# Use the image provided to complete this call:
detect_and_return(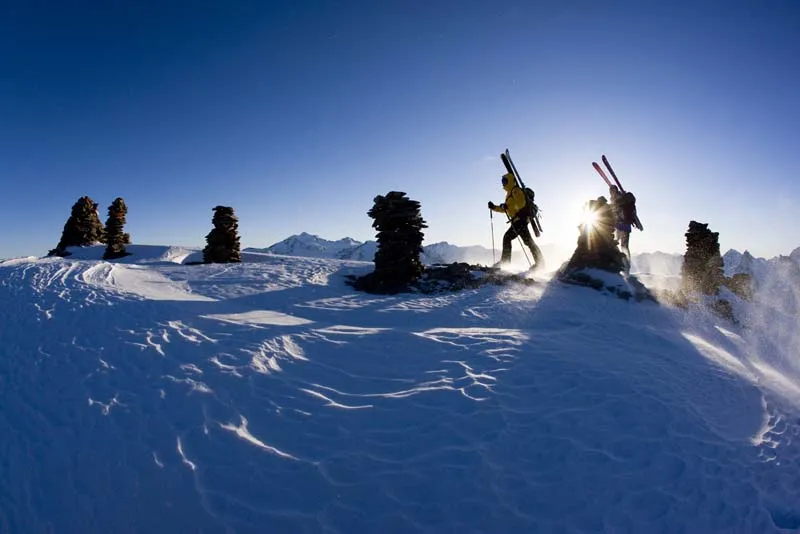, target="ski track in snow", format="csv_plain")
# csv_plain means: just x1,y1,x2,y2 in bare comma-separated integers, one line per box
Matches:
1,247,800,533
